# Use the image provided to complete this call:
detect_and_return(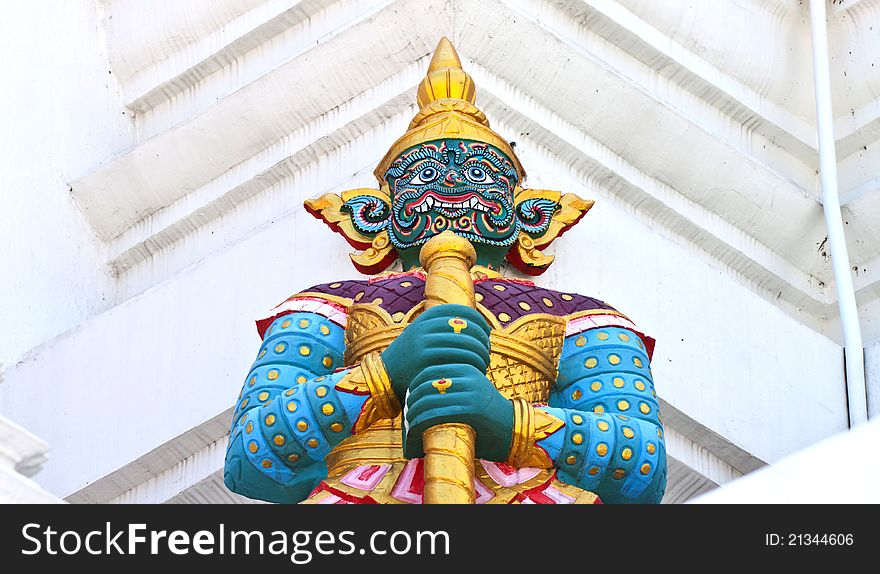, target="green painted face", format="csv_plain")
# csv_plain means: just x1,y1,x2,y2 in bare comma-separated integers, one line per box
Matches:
339,139,560,271
383,139,520,268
